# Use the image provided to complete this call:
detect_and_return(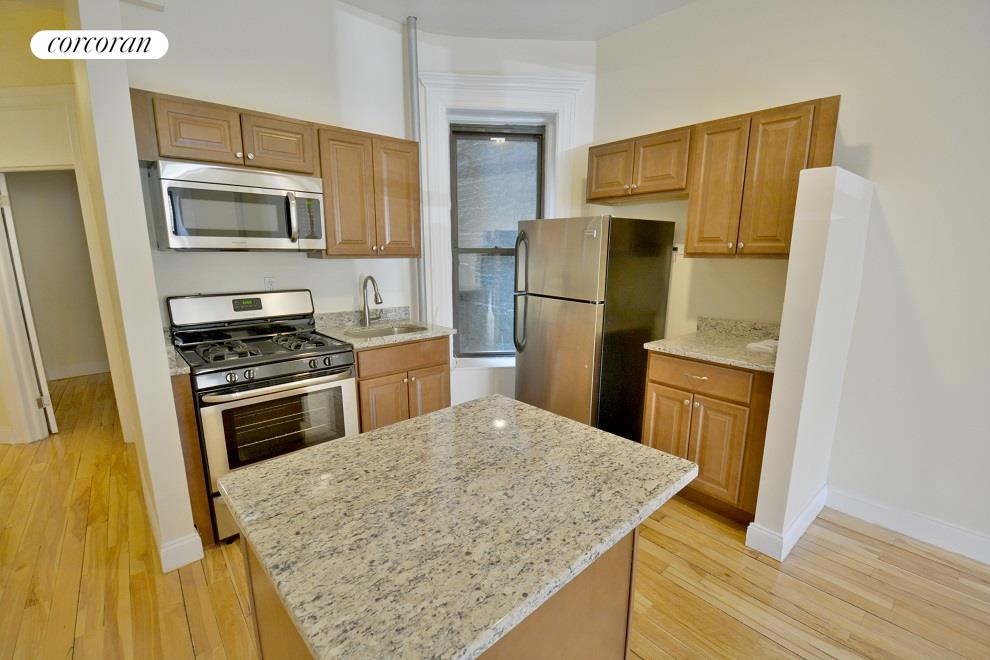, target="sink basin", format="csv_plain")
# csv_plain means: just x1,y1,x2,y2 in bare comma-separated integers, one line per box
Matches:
342,324,428,339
